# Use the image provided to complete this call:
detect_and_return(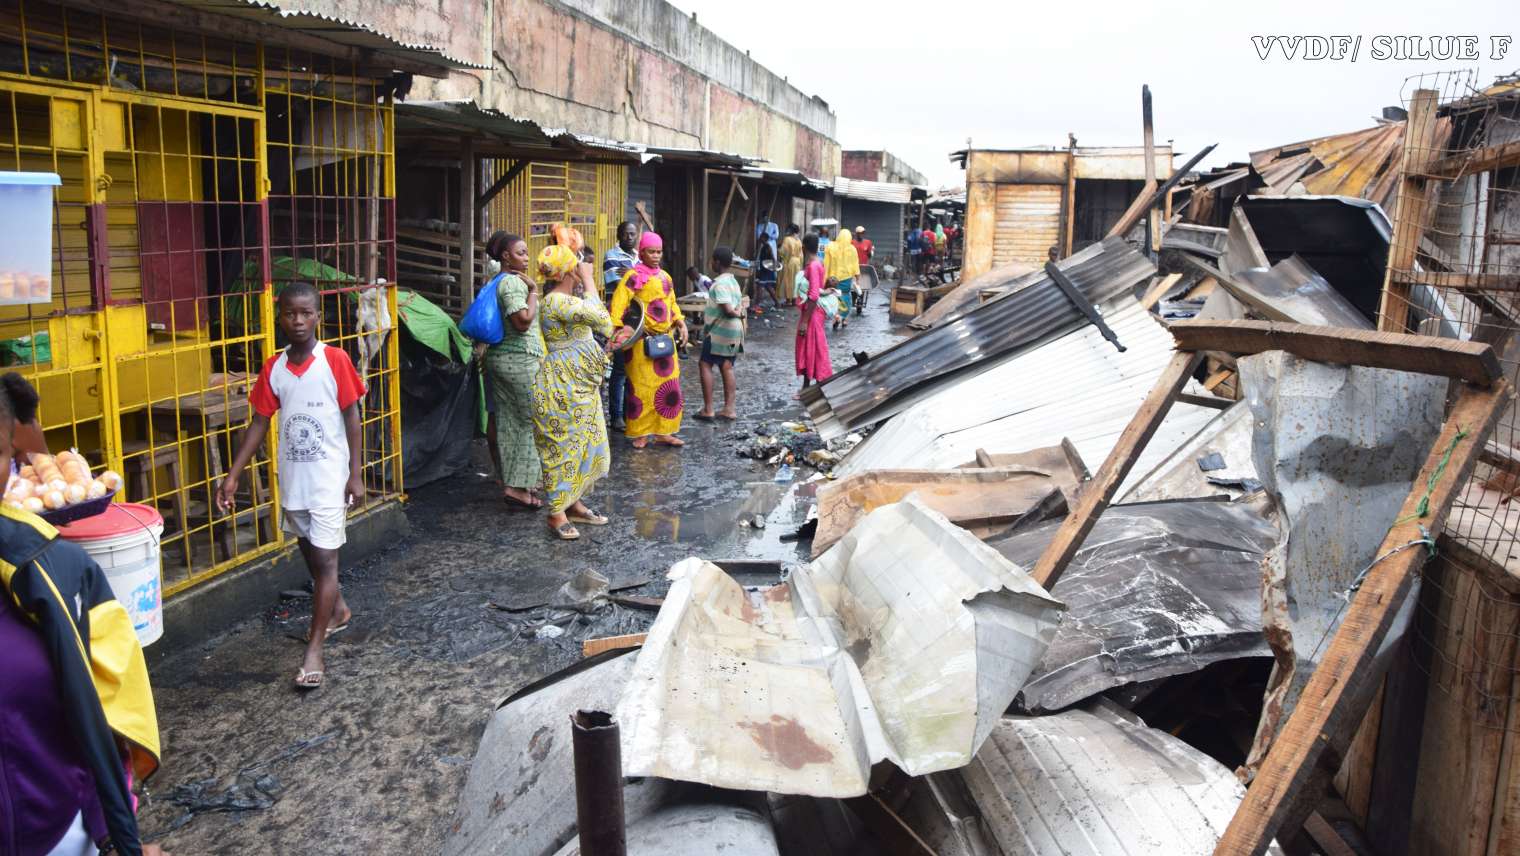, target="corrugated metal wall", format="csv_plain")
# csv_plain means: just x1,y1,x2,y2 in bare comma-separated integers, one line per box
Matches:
626,164,657,229
993,184,1063,265
841,199,904,265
